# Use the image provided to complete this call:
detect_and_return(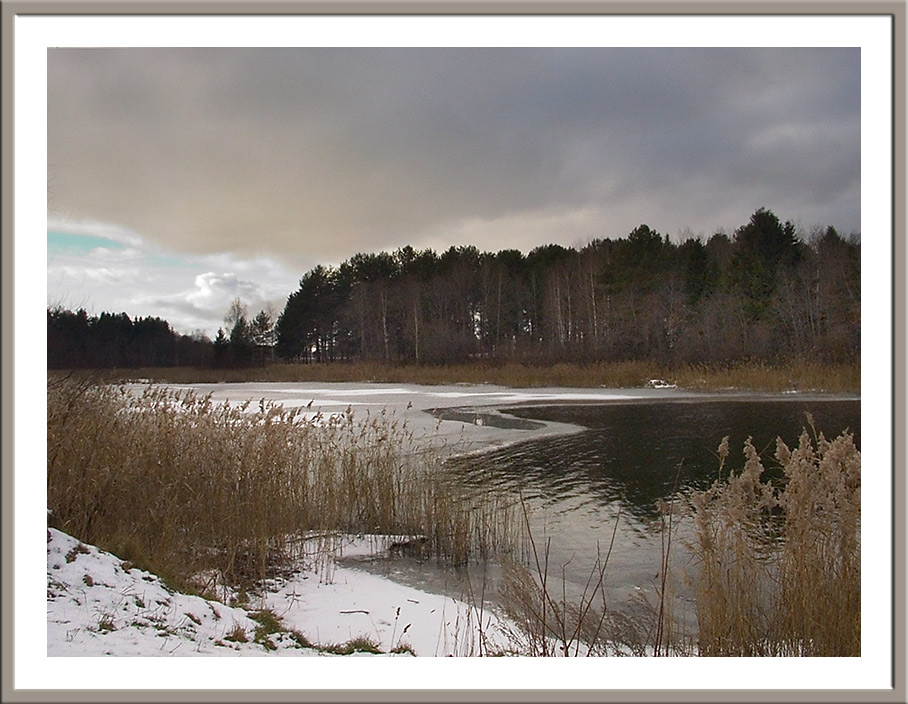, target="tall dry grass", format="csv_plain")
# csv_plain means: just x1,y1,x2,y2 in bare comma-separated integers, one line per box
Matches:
688,420,860,656
670,359,860,394
495,418,861,658
109,361,659,388
109,359,859,393
47,375,523,595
